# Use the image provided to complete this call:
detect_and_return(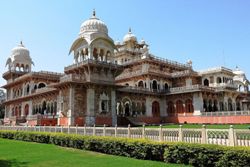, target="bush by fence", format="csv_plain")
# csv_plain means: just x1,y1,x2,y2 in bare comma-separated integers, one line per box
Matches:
0,130,249,167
